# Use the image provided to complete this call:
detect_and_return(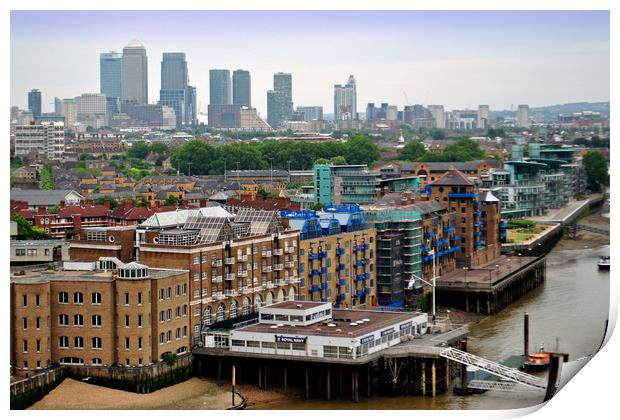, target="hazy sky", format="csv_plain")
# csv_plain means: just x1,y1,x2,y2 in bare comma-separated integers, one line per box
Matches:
10,10,609,115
